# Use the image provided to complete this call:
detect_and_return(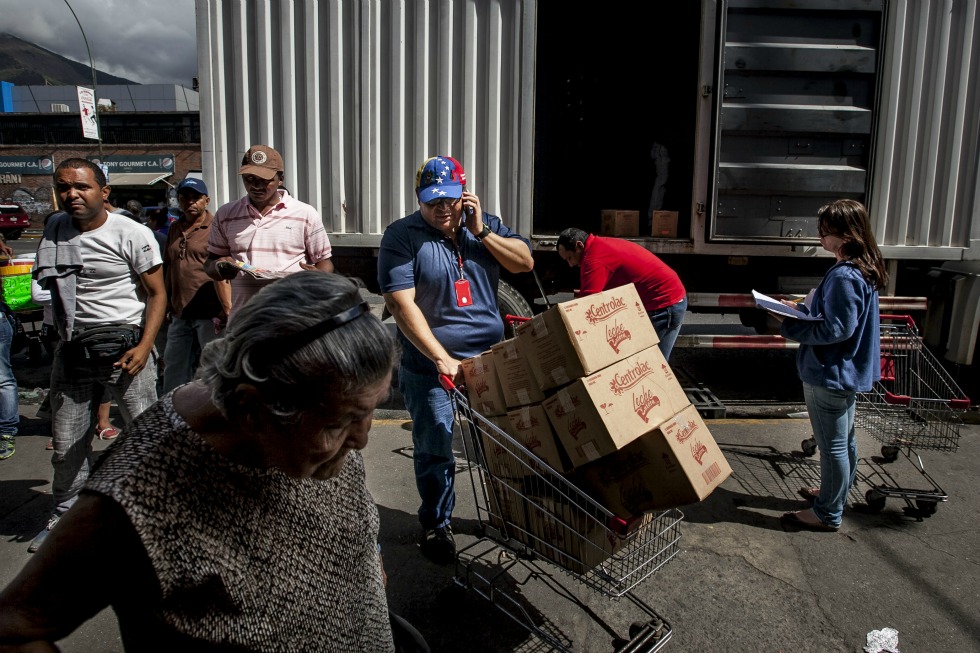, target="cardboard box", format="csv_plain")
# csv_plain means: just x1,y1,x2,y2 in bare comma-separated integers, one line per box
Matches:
523,496,646,574
461,350,507,417
542,344,690,469
572,403,733,517
485,477,531,545
477,415,530,481
506,404,572,474
514,283,659,393
651,210,678,238
491,337,545,408
600,209,640,237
